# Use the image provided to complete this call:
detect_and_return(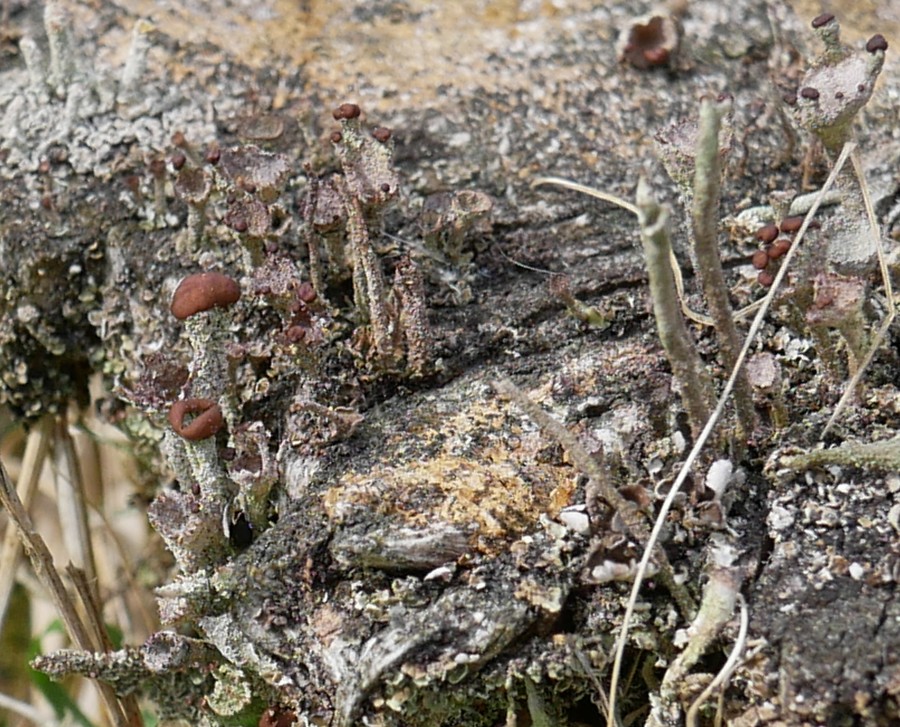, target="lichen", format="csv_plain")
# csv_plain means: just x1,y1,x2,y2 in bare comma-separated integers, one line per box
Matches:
9,2,900,726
